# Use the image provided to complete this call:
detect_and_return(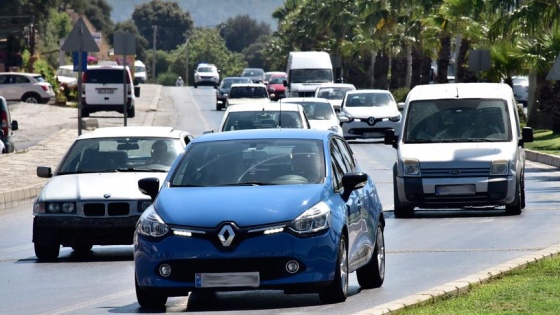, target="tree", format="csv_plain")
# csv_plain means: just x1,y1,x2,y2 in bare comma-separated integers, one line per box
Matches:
111,20,150,62
223,14,272,53
132,0,194,52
